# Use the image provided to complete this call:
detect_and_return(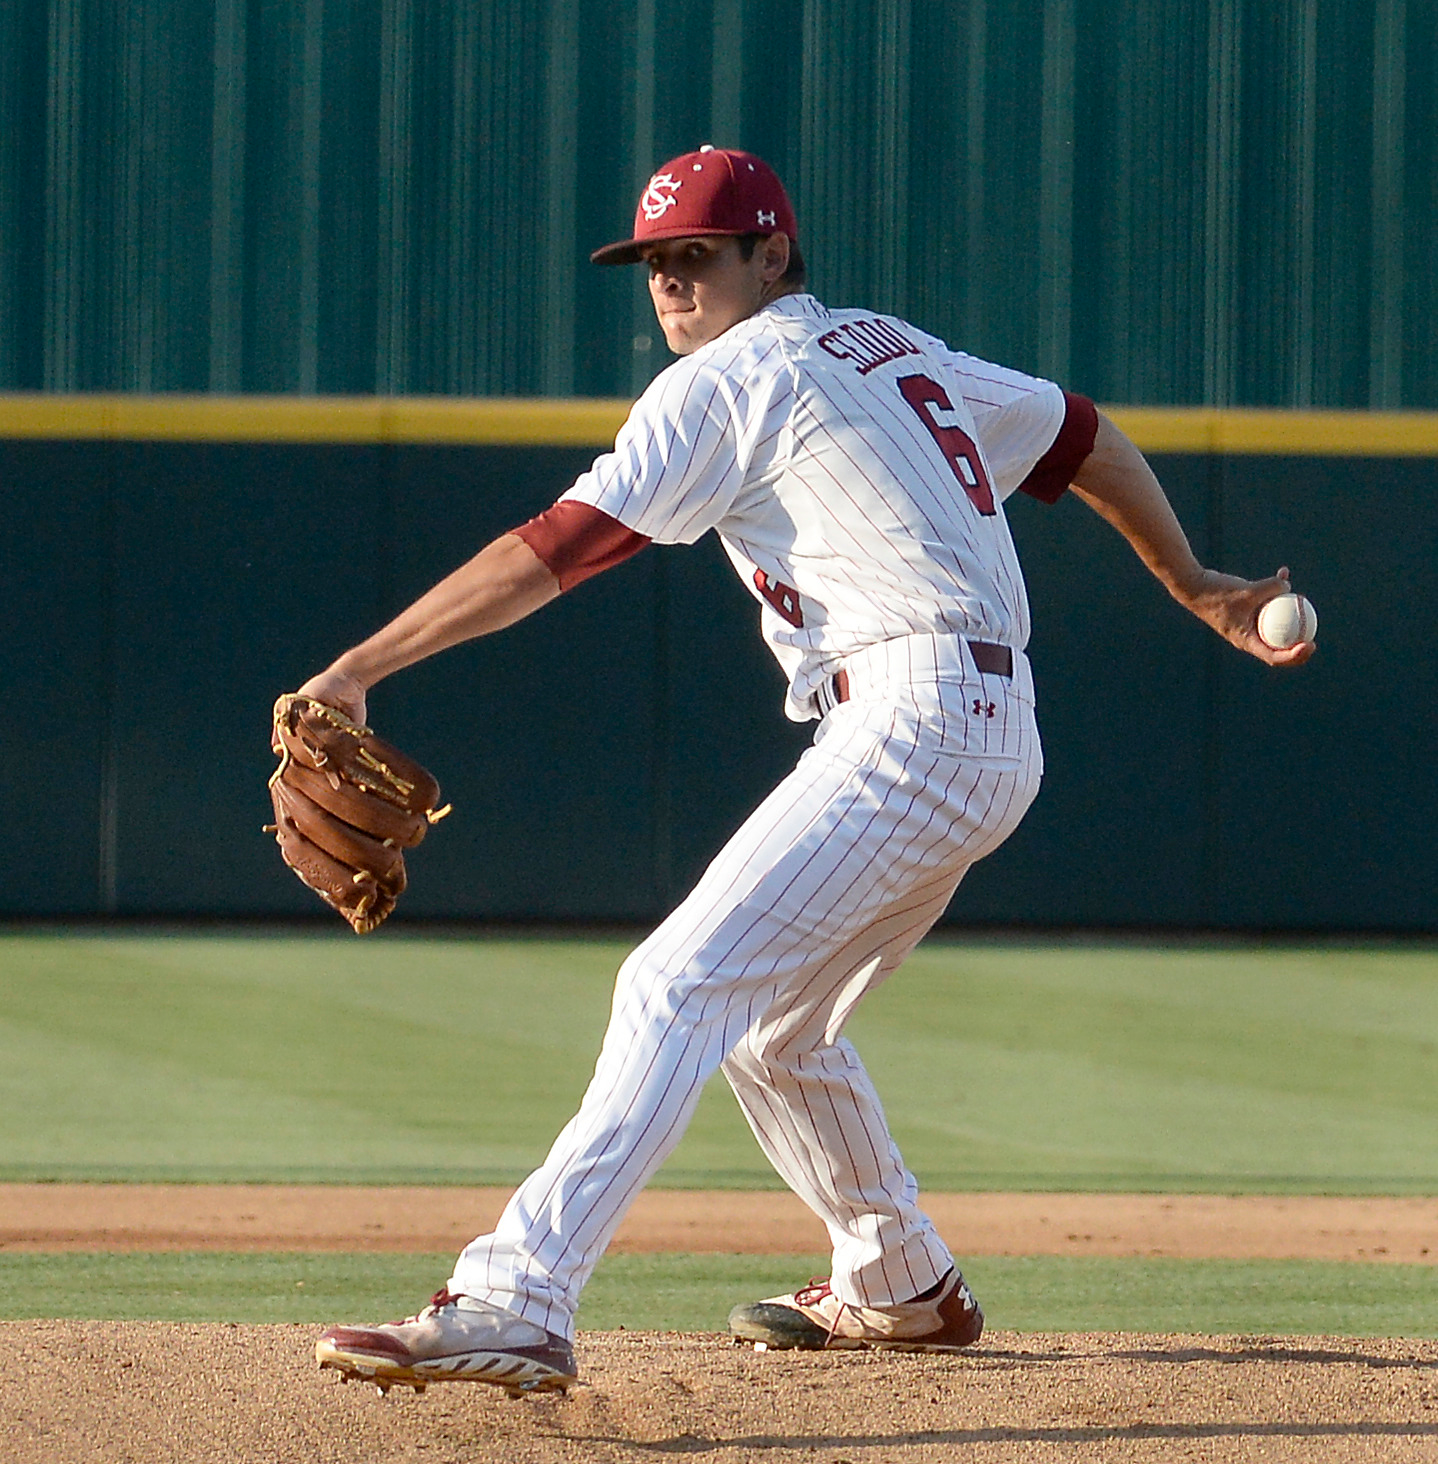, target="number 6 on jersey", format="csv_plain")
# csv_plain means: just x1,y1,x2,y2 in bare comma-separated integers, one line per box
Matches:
898,374,997,516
